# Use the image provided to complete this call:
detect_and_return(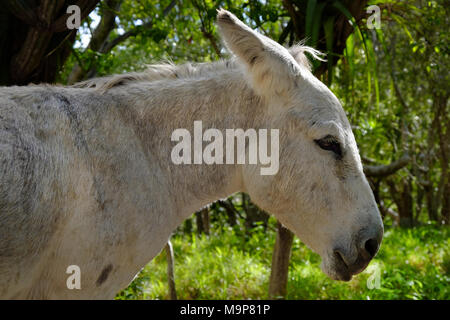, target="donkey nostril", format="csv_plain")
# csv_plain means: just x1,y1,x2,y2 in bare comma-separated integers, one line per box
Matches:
364,238,379,258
